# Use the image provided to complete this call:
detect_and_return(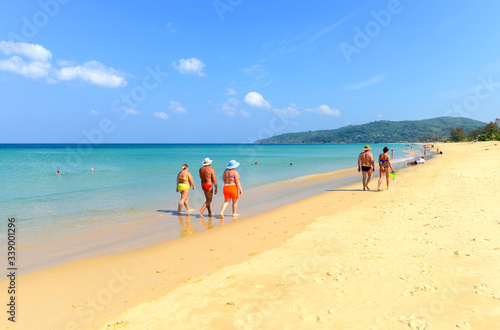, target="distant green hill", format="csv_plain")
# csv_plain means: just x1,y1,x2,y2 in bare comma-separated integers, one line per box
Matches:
255,117,486,144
